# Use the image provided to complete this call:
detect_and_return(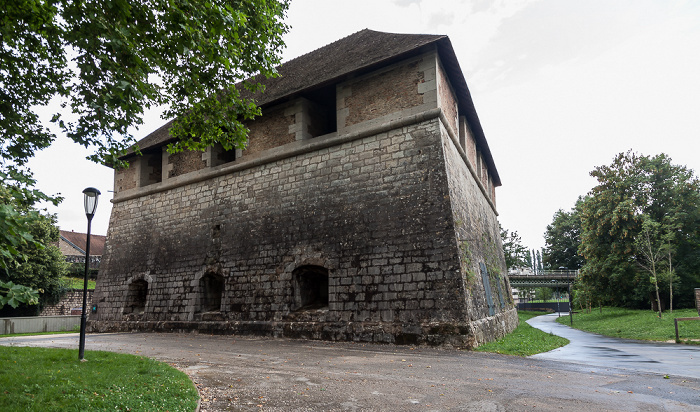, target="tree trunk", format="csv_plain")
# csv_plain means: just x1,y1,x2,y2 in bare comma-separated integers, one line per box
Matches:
654,279,663,318
648,249,663,318
669,248,673,314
